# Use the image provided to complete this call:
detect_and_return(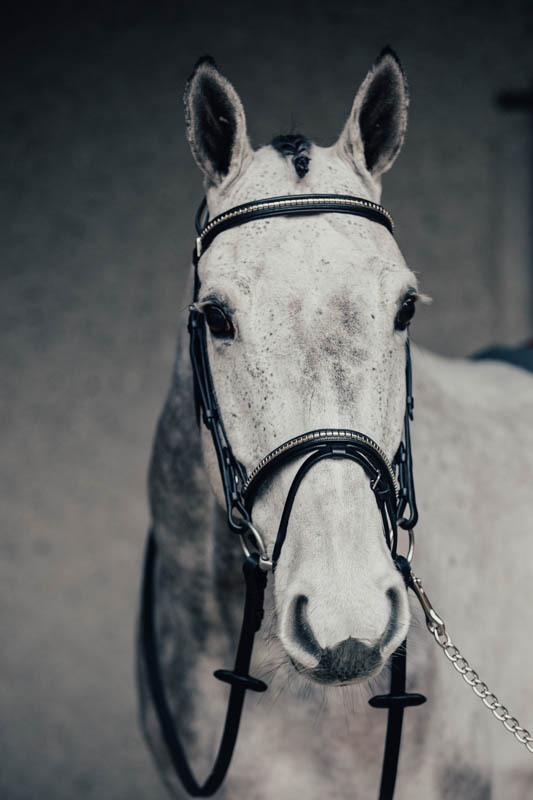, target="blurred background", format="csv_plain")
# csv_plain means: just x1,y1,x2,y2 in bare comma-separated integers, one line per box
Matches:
1,1,532,798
